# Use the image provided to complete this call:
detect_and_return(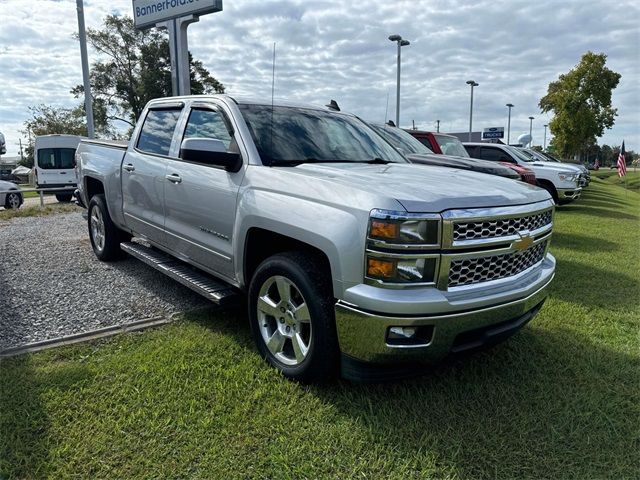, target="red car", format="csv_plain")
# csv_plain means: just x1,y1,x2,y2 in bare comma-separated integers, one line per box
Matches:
406,129,536,185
